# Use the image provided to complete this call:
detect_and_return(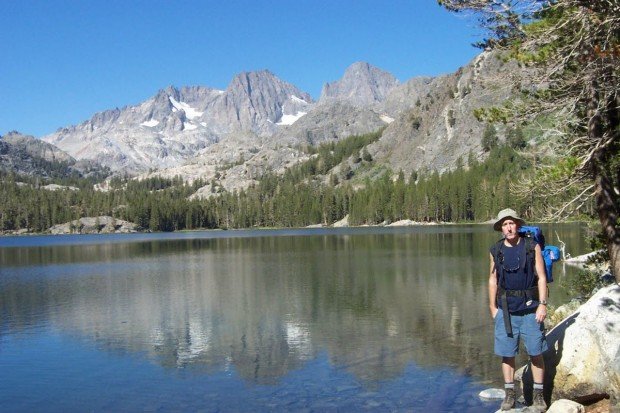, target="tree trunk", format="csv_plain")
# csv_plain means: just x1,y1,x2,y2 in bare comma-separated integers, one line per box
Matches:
594,173,620,282
588,79,620,282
